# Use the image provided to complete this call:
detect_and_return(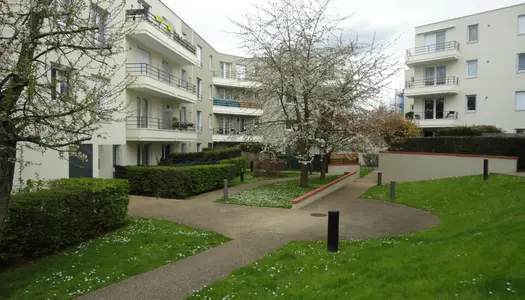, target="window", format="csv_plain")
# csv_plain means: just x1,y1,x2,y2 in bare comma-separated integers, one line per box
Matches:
196,78,202,100
518,54,525,72
161,144,171,160
285,122,292,130
468,24,478,42
196,46,202,67
218,88,232,99
466,95,476,112
90,76,110,114
515,129,525,134
209,85,212,100
208,143,213,149
179,106,186,122
209,55,213,70
424,31,446,52
516,91,525,111
208,114,212,129
197,143,202,152
519,15,525,34
112,145,121,166
181,69,187,89
236,64,246,80
220,62,232,79
467,60,478,77
137,144,150,166
196,111,202,131
51,67,69,100
181,143,187,153
54,0,73,25
91,4,107,45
